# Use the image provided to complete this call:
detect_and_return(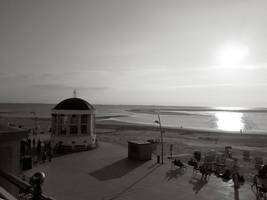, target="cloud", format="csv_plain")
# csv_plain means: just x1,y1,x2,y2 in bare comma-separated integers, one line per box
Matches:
167,82,267,89
31,83,110,91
